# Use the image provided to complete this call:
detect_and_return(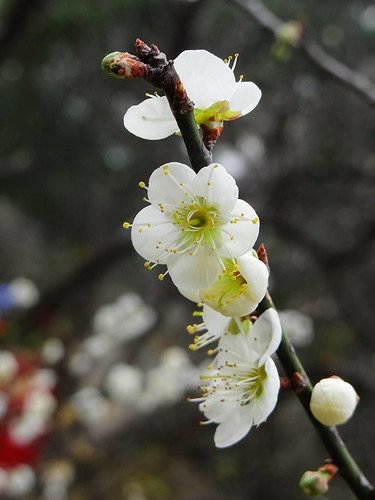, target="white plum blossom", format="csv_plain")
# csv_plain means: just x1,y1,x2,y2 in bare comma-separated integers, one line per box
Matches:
310,376,359,426
193,309,281,448
181,250,268,316
125,162,260,291
124,49,262,140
